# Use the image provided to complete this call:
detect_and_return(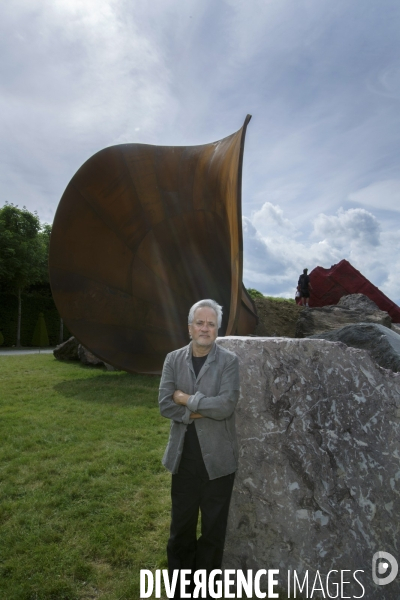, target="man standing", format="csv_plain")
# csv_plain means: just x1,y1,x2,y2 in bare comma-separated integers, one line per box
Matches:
298,268,313,307
159,299,240,597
